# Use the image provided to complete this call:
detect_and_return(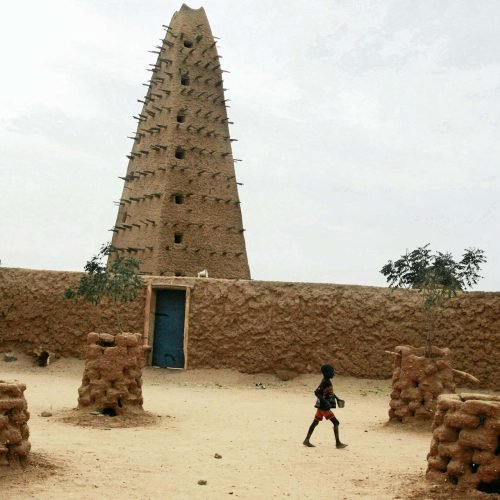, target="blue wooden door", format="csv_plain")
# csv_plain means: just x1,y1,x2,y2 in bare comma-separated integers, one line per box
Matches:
152,289,186,368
